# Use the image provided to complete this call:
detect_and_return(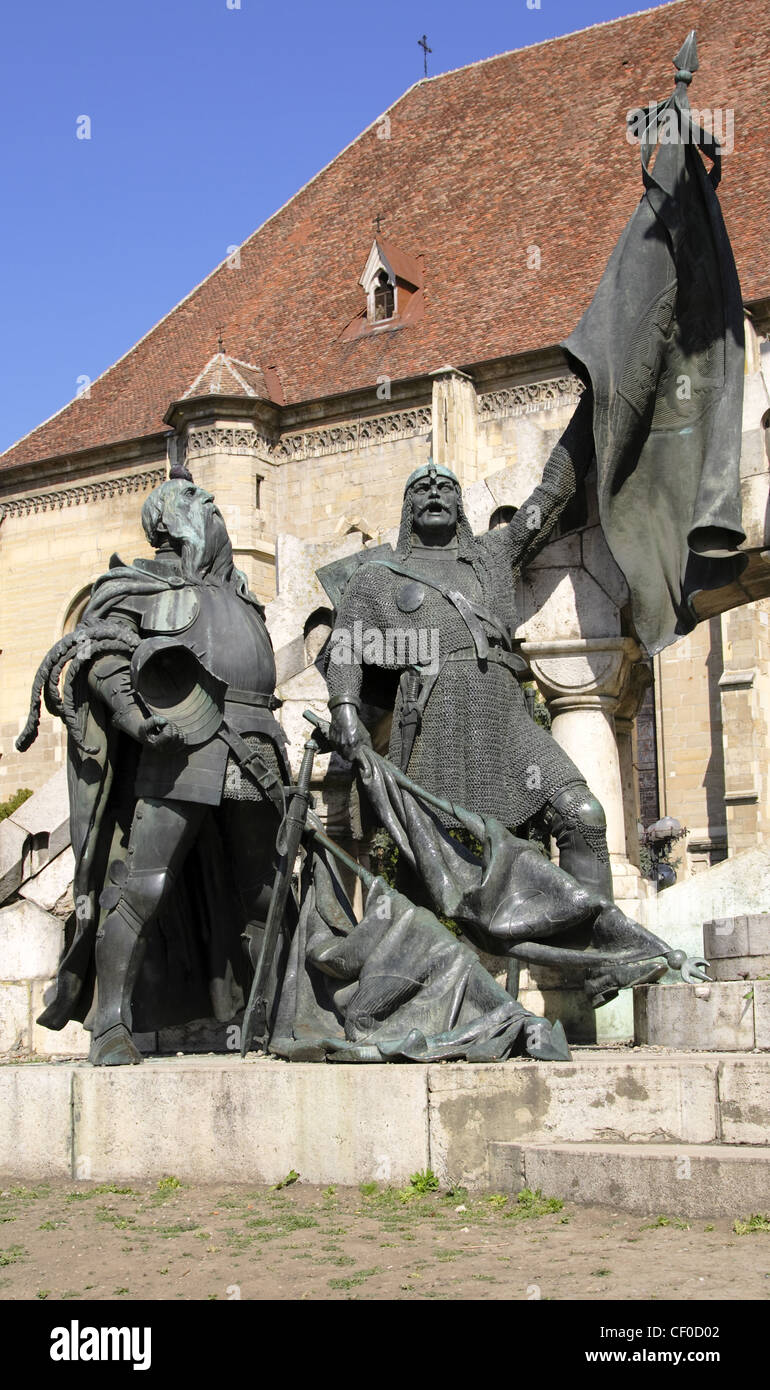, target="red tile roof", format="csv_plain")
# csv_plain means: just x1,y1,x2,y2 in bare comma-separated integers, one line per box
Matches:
2,0,767,474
